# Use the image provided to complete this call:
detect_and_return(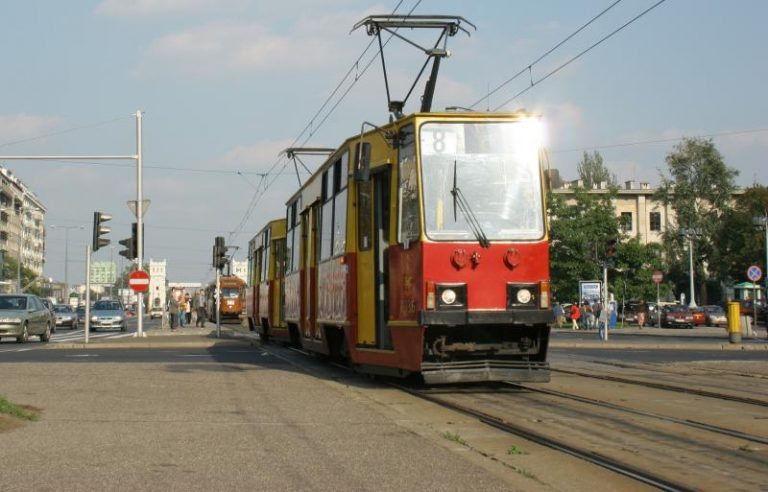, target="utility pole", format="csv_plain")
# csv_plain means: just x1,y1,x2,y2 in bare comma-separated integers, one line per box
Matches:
680,228,702,308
